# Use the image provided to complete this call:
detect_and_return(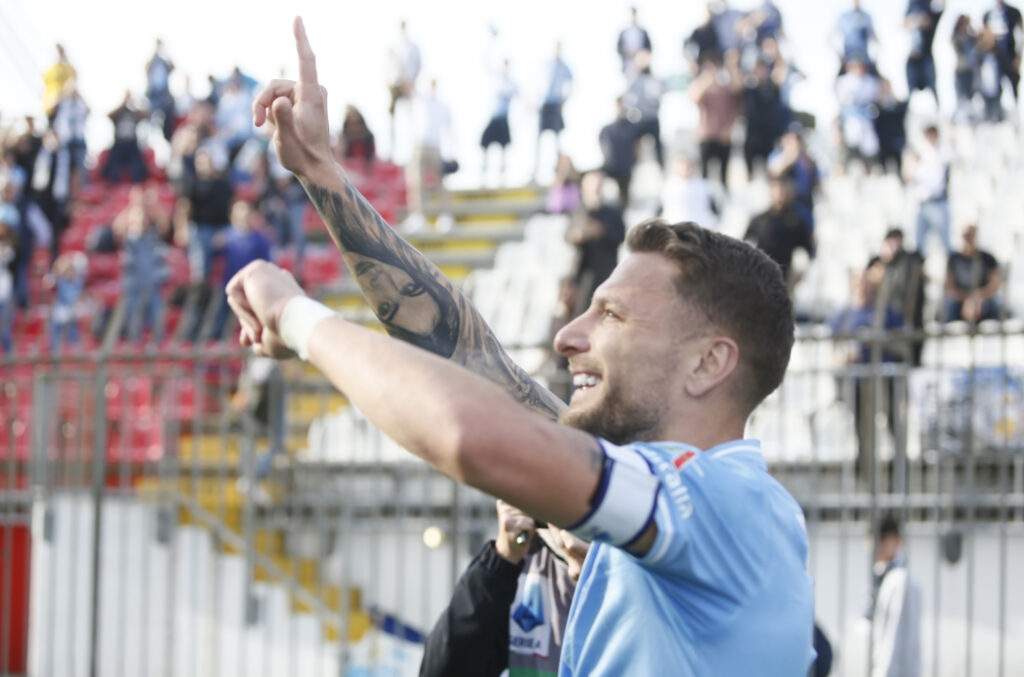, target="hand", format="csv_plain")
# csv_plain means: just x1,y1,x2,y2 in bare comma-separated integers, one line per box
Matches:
494,499,535,564
225,260,305,358
550,527,590,581
252,17,334,180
